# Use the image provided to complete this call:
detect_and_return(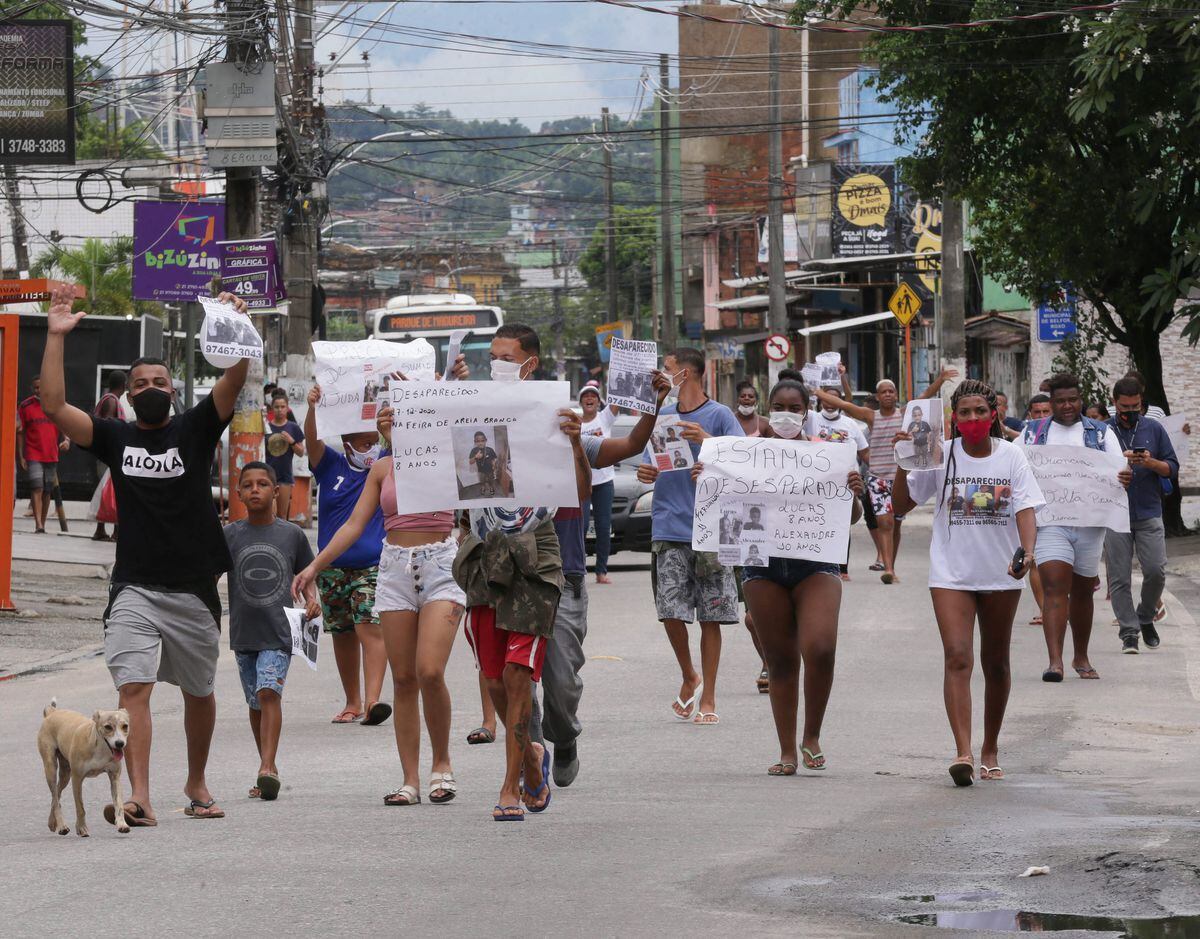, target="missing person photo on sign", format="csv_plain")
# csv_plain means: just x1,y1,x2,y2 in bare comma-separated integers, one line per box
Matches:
894,399,945,471
285,607,321,671
199,295,263,368
606,337,659,414
312,338,436,438
360,365,383,421
453,425,514,501
647,414,694,472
